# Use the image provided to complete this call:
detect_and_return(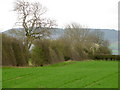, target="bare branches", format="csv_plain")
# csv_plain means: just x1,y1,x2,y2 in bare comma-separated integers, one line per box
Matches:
64,23,90,43
14,0,57,49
